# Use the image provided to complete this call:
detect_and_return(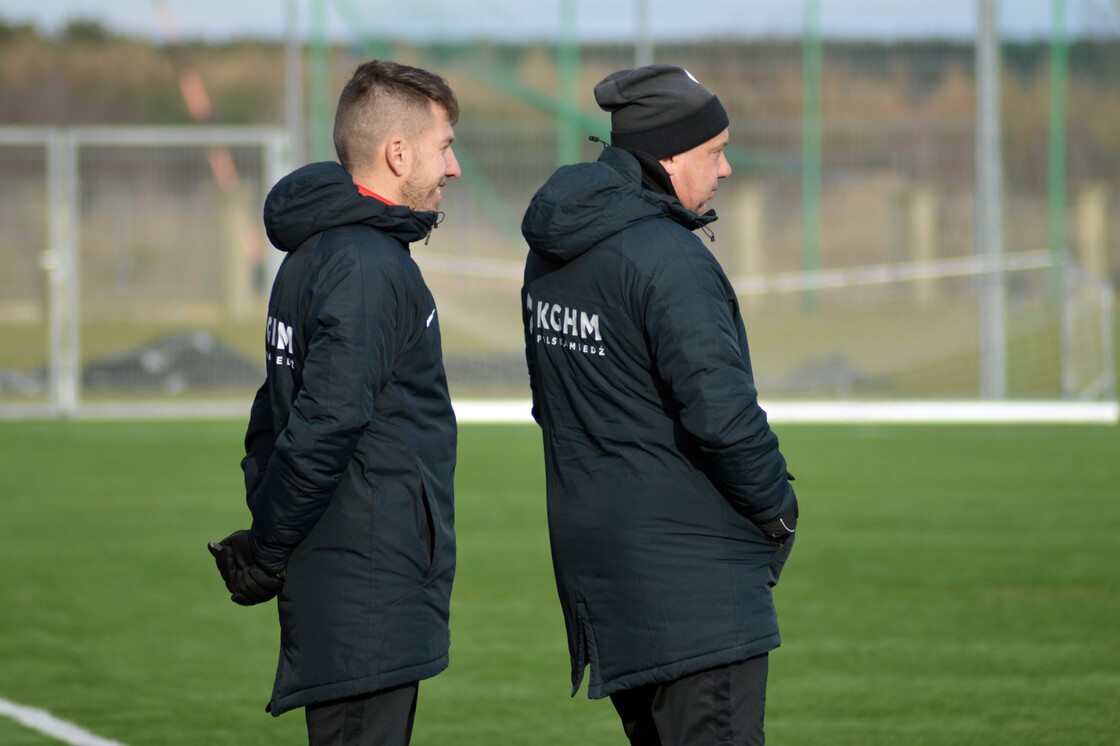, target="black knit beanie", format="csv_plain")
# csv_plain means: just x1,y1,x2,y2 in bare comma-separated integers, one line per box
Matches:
594,64,729,160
